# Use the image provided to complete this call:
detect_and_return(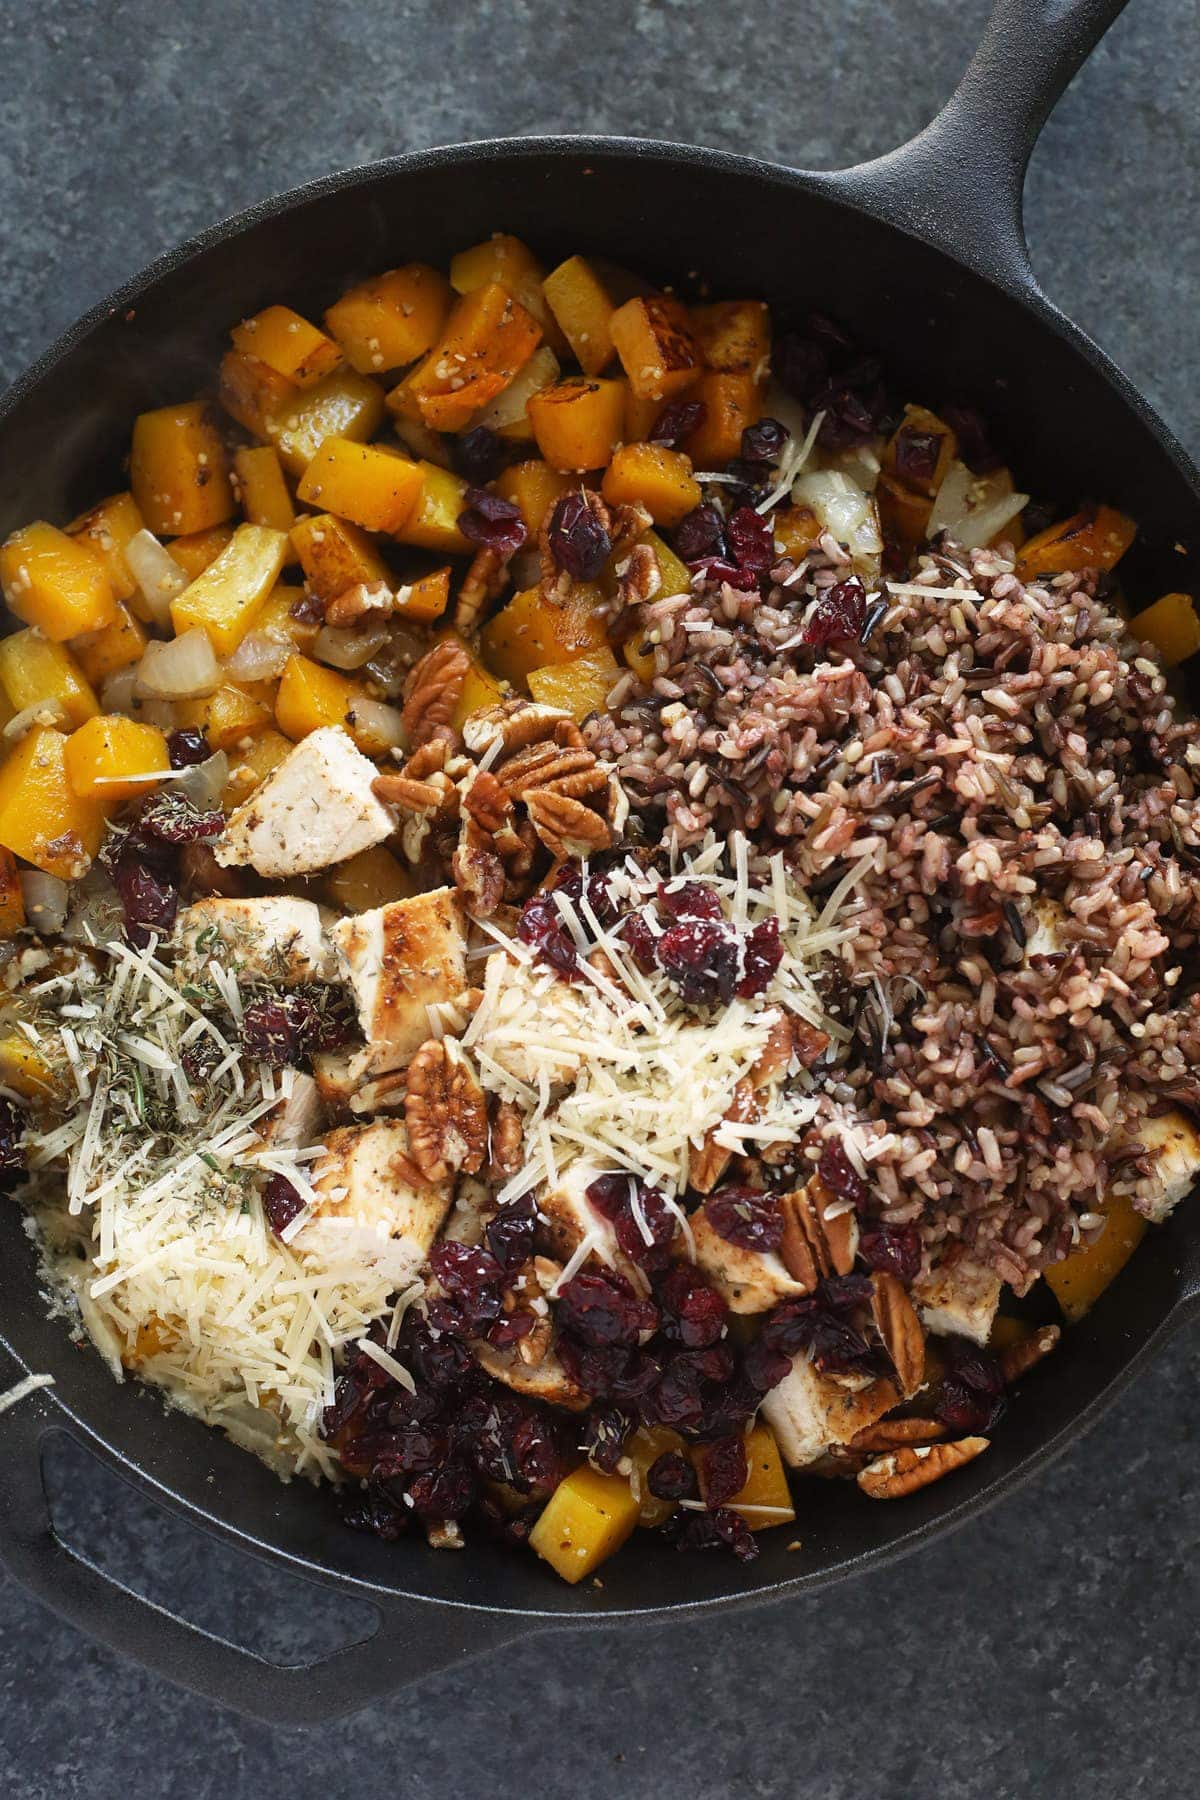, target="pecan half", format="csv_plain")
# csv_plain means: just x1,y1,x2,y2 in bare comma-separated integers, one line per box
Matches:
454,546,510,634
404,1038,488,1181
462,699,577,758
402,739,450,782
489,1098,524,1181
525,788,611,858
856,1436,989,1500
452,828,506,917
849,1417,949,1452
750,1015,796,1090
462,767,513,835
373,772,444,814
870,1271,926,1398
402,640,469,747
778,1182,858,1287
612,541,661,609
324,580,394,627
999,1322,1060,1383
496,741,599,798
691,1079,758,1195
